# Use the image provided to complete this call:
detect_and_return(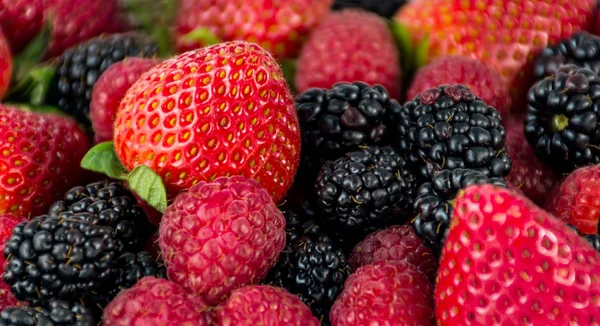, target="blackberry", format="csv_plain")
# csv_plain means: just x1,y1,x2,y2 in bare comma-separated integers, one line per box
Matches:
47,181,154,251
315,146,417,245
534,32,600,80
3,216,122,304
103,251,167,299
332,0,407,18
392,84,511,179
50,32,158,126
0,300,93,326
412,169,507,251
525,64,600,172
295,82,403,178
